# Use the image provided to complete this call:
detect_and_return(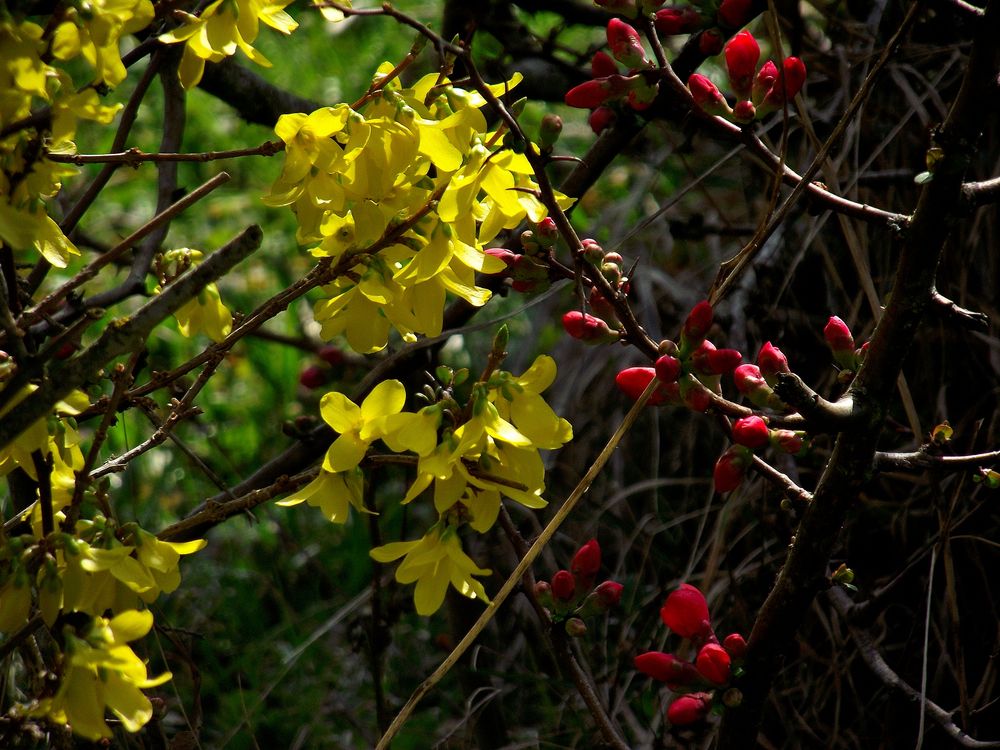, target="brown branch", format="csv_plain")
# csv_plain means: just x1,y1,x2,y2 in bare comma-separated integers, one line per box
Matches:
47,141,284,166
874,447,1000,472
